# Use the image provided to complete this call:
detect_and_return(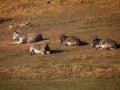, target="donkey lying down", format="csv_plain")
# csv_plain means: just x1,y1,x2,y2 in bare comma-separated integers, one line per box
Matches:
9,30,43,45
29,42,50,55
9,22,32,29
91,36,117,50
59,34,81,46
